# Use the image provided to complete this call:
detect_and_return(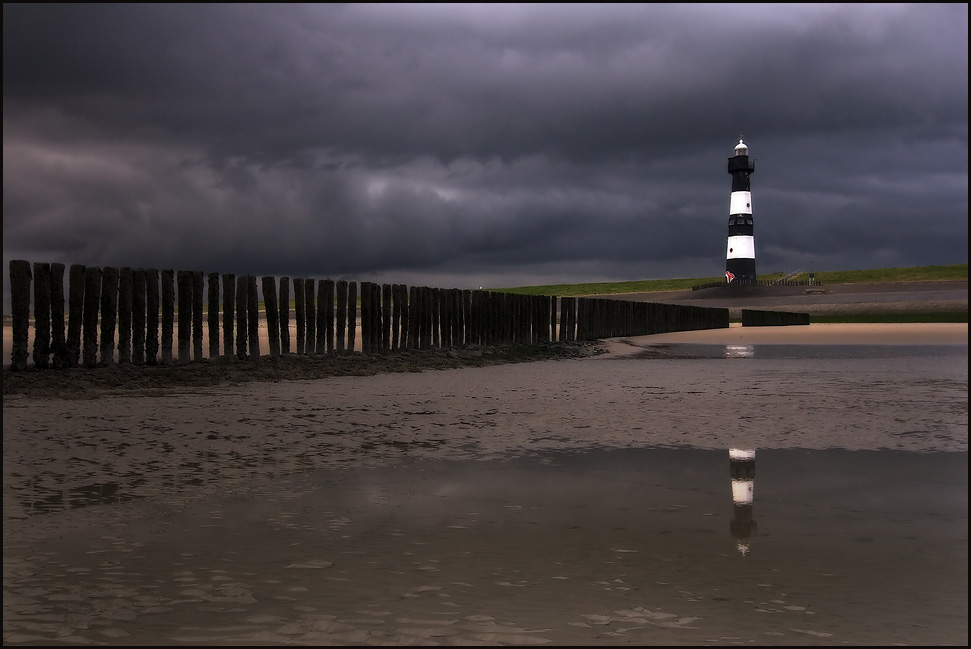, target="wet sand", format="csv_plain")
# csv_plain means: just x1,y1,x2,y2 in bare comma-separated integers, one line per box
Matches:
3,324,968,645
607,320,969,349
